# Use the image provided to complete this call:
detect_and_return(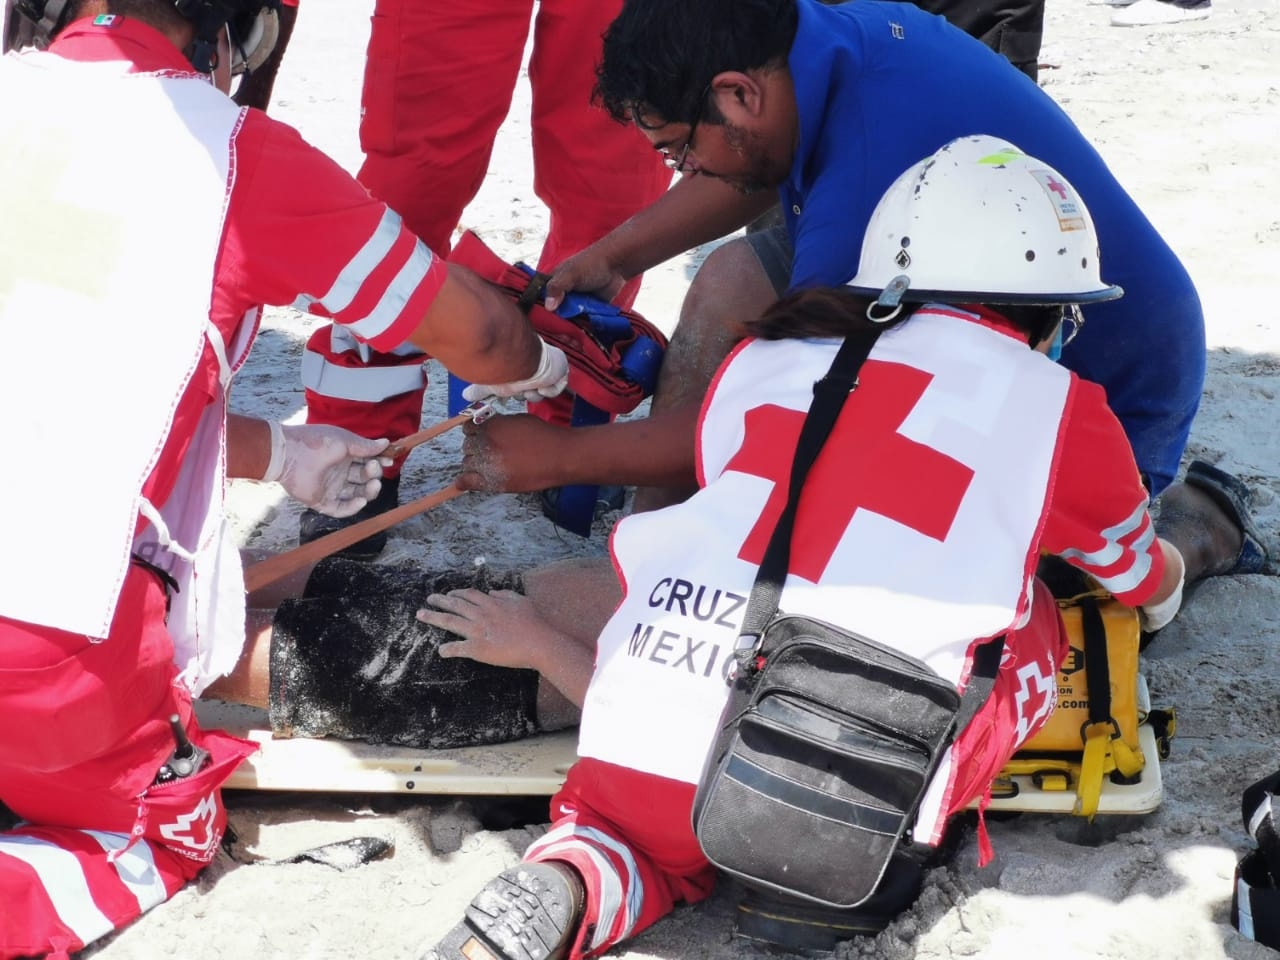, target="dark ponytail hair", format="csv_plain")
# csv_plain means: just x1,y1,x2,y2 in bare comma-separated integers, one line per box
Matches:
739,287,907,341
741,287,1064,348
